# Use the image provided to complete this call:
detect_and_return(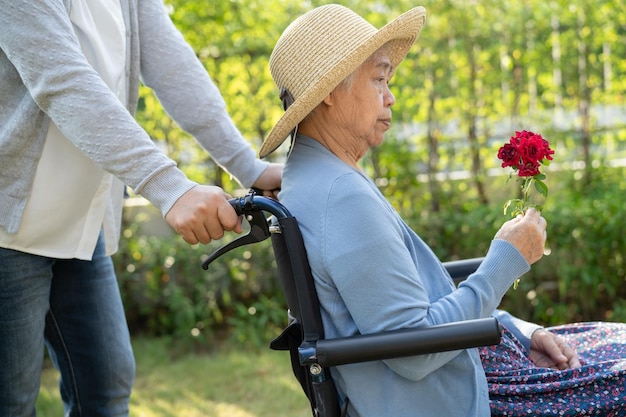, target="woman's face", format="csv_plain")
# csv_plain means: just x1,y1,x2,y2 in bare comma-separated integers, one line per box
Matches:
330,48,396,153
